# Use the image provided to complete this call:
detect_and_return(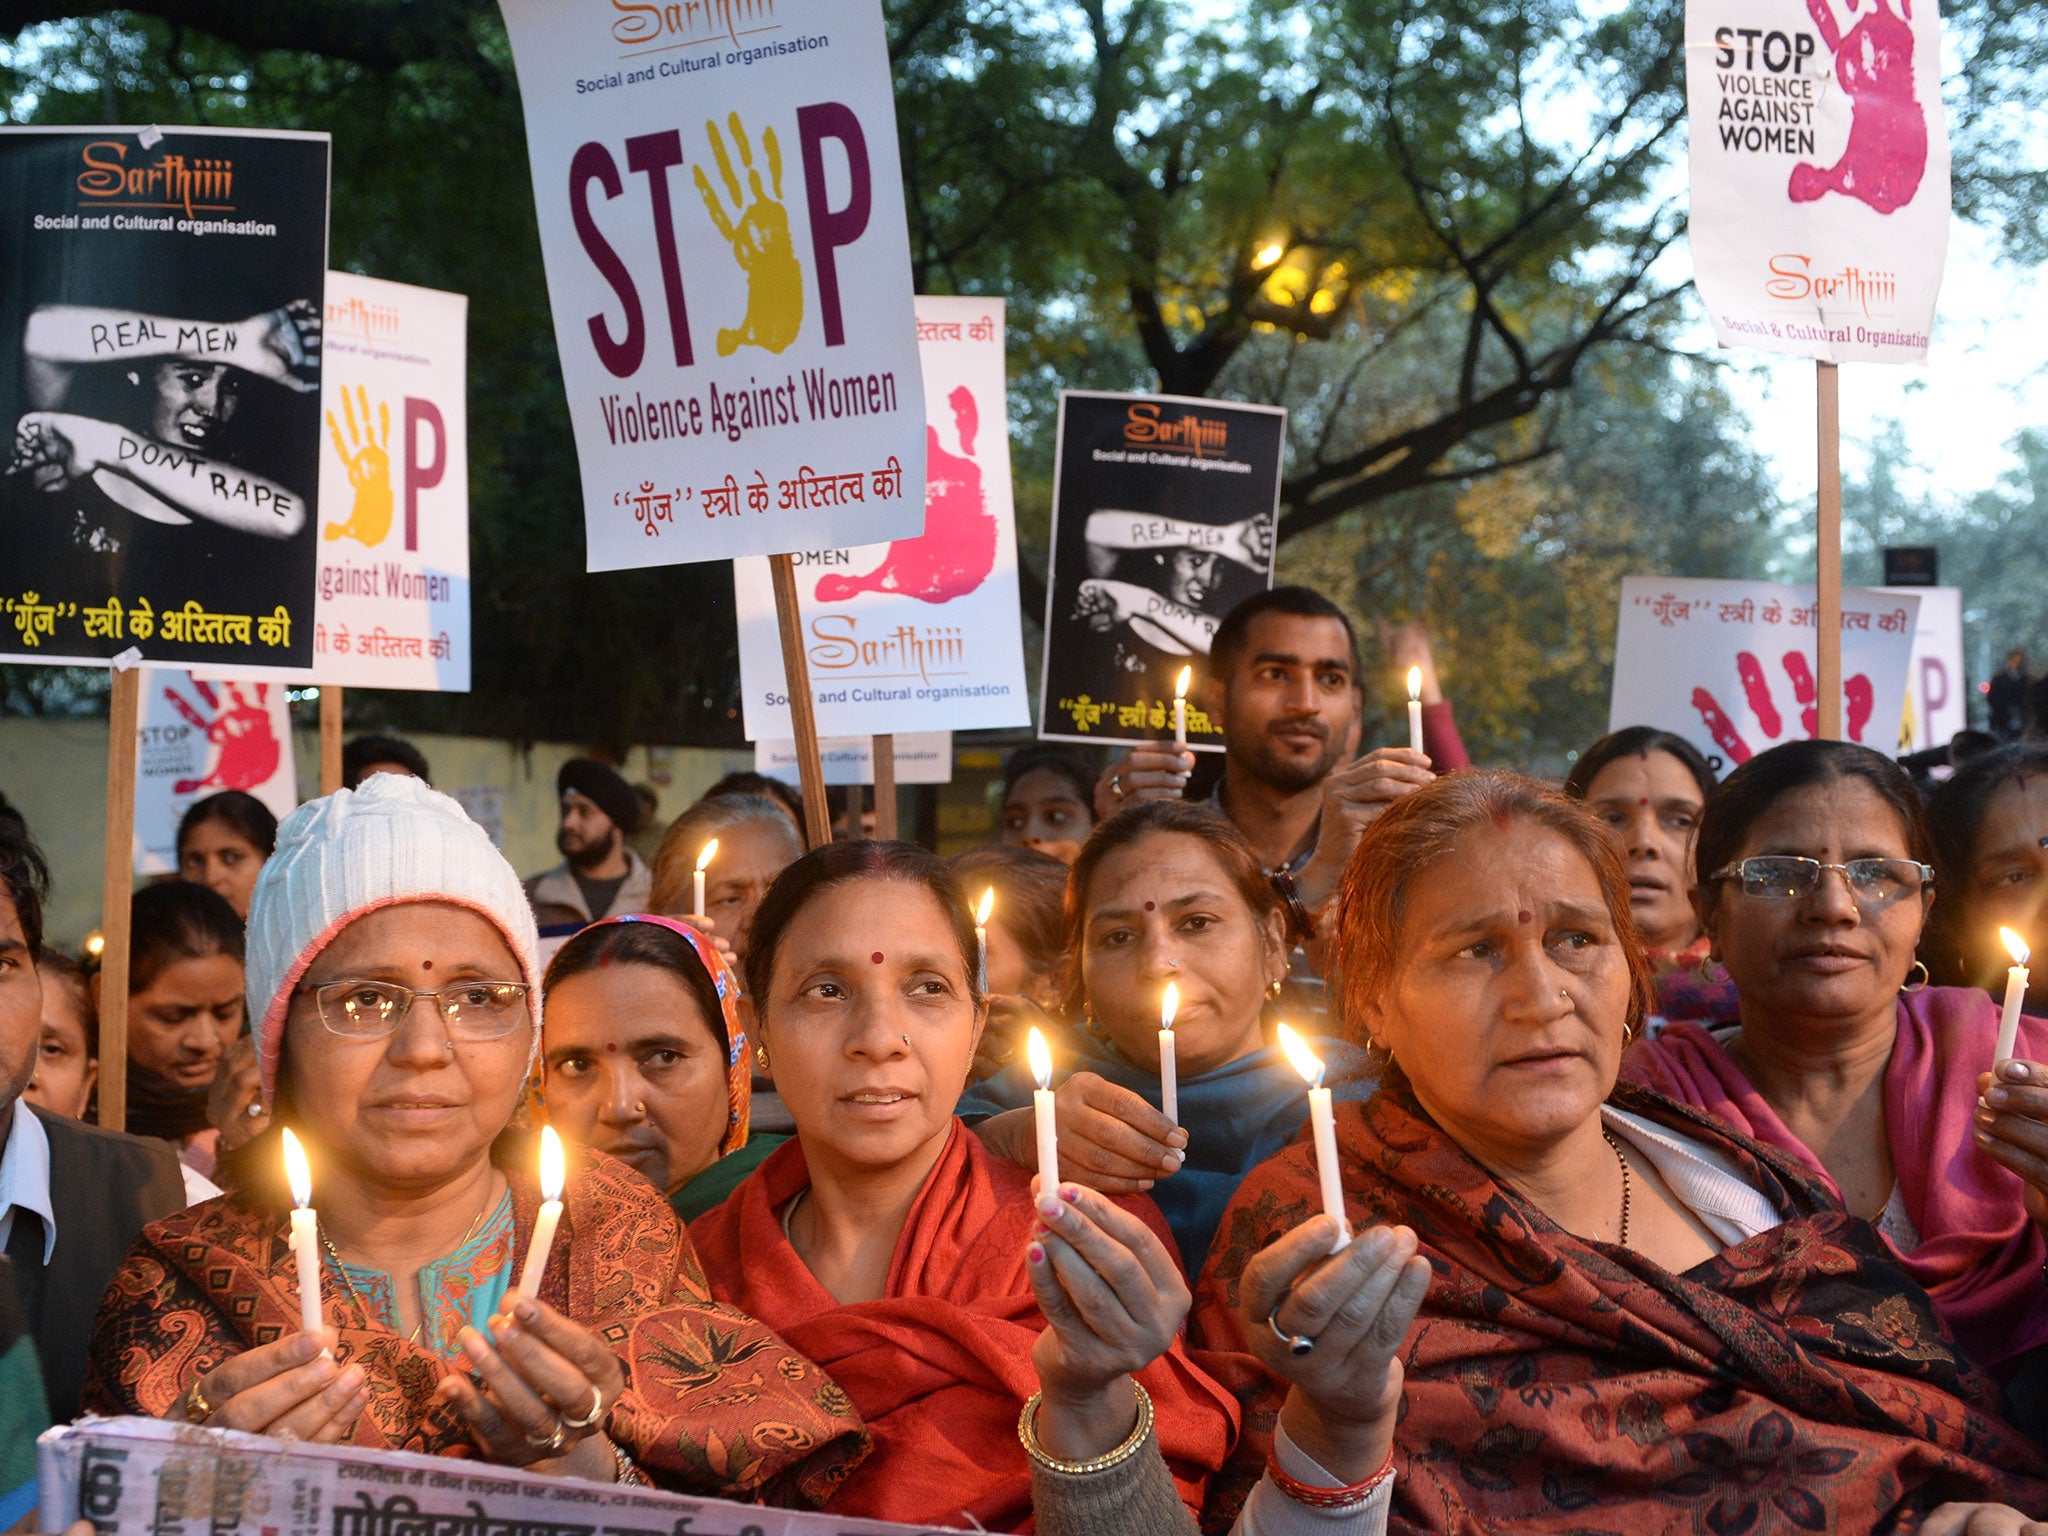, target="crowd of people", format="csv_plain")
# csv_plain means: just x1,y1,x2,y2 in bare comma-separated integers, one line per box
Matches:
2,583,2047,1533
